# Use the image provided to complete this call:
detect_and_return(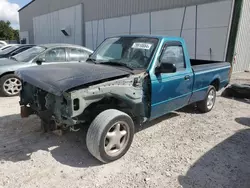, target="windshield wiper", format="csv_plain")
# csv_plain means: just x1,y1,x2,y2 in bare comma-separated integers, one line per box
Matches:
86,57,97,63
99,61,134,70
